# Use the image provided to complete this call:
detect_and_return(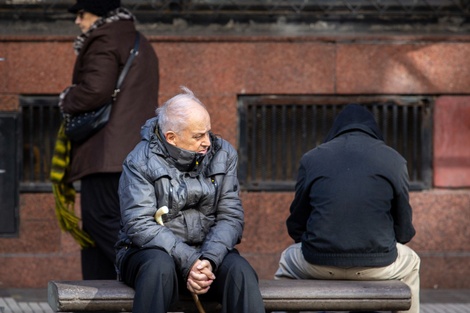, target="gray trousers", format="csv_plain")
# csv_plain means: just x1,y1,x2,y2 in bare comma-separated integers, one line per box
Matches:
275,242,420,313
